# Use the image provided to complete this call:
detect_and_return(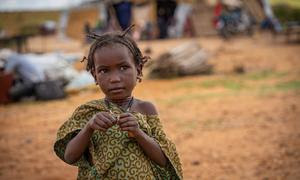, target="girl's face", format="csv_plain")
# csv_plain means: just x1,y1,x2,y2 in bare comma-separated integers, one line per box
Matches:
93,44,139,101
